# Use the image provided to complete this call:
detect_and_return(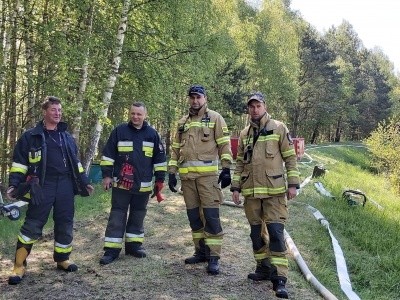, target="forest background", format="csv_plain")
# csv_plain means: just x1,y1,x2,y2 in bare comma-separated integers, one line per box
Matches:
1,0,399,185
